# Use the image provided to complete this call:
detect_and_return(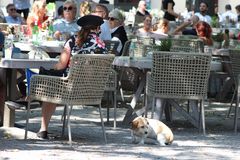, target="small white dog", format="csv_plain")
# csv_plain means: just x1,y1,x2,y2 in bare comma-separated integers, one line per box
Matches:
130,116,174,145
